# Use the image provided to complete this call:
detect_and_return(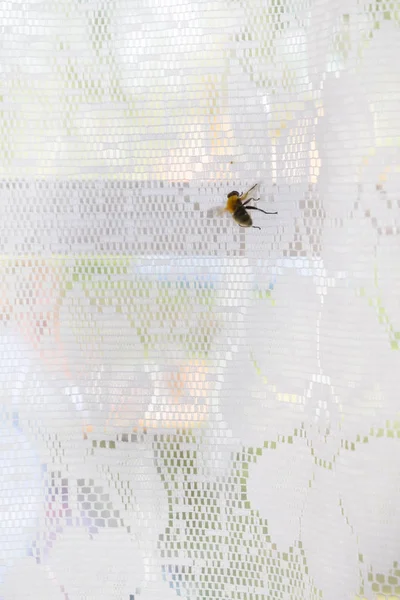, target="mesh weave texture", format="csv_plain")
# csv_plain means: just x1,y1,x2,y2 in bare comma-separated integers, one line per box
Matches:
0,0,400,599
